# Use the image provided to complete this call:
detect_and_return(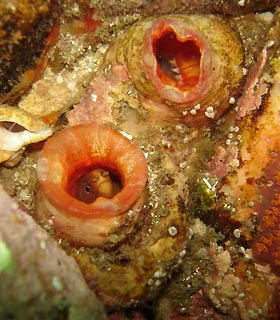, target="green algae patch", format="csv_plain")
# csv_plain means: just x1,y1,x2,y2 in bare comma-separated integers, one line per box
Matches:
0,241,14,274
193,176,217,212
